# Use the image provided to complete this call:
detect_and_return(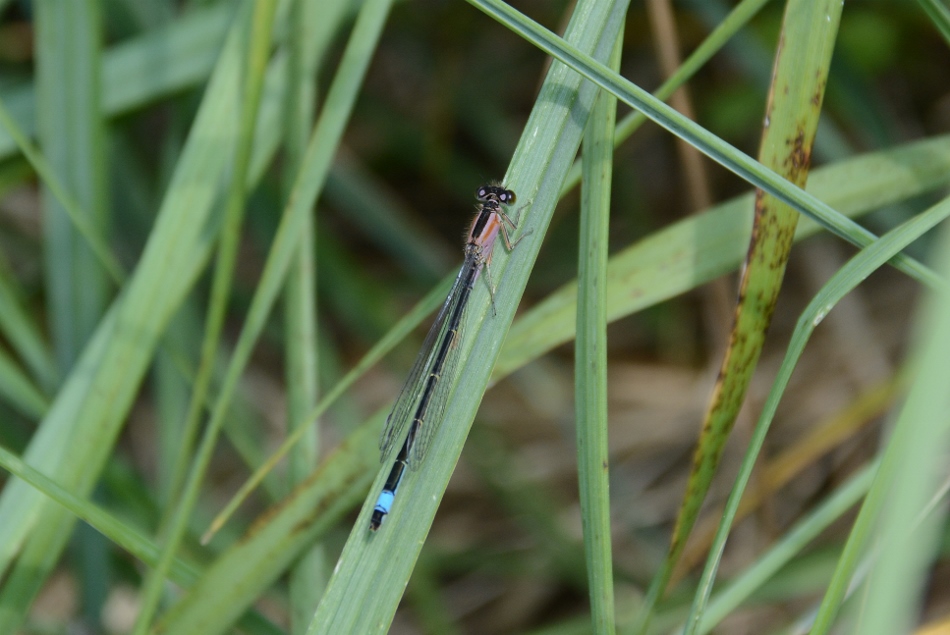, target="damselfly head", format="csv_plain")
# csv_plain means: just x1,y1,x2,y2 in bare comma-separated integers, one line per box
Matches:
476,184,516,206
